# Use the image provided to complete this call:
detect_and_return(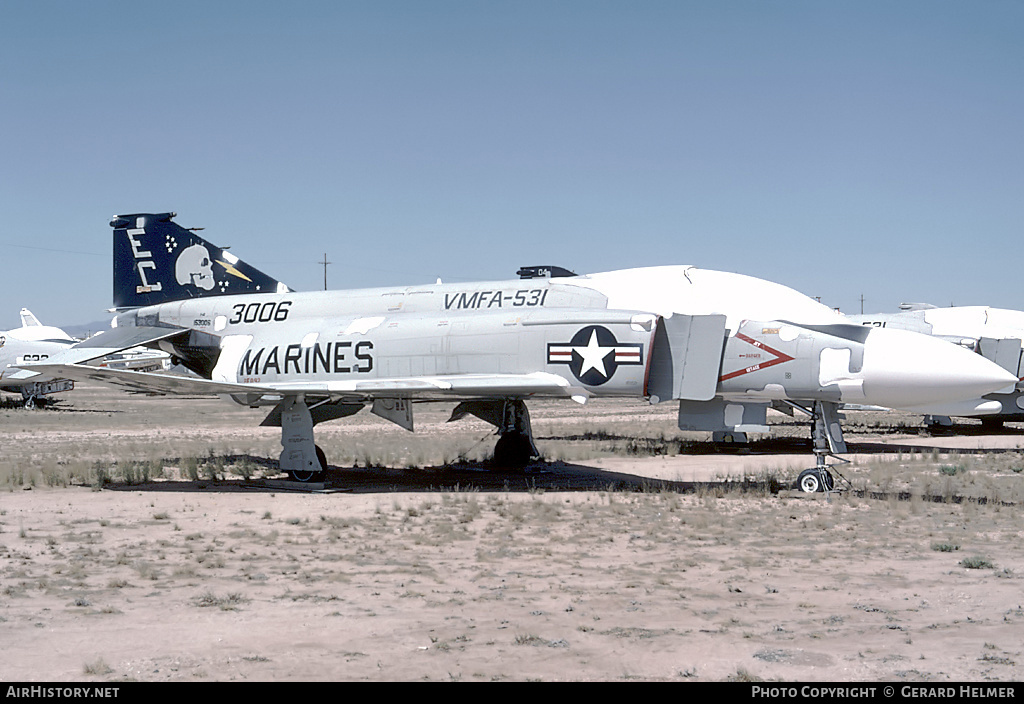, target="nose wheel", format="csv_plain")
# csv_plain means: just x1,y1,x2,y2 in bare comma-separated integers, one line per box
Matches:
796,467,835,493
